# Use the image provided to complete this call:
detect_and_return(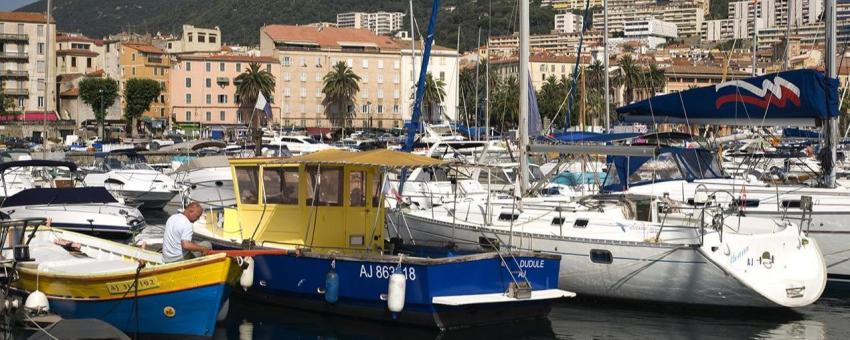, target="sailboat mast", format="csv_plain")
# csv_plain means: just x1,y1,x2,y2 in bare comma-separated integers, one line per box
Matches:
604,0,610,131
824,0,837,188
518,0,530,195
